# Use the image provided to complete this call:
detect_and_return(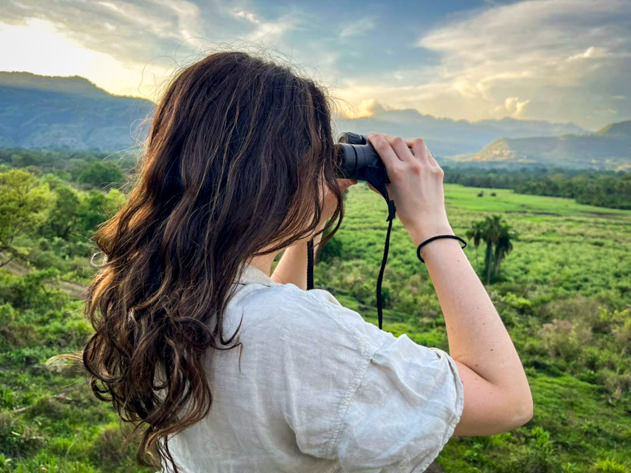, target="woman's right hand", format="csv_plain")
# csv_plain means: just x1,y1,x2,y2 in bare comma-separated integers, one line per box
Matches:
366,133,453,246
